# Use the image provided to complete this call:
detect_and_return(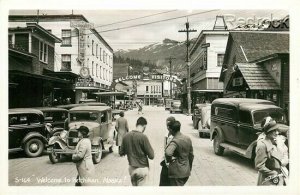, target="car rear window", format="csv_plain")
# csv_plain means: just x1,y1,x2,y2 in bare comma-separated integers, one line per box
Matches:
239,110,252,124
253,109,286,125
